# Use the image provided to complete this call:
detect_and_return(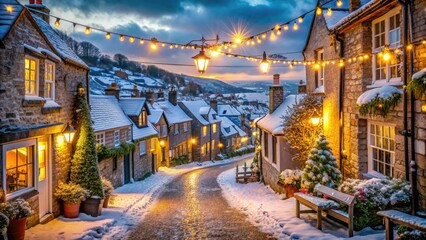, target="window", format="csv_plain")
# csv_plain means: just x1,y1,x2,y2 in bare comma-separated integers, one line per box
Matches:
368,123,395,177
372,8,401,84
150,138,156,152
272,136,277,164
264,133,269,158
211,140,215,151
4,140,36,195
202,126,207,136
44,61,55,99
138,111,147,127
114,130,120,147
113,157,118,171
212,123,217,133
140,141,147,156
183,122,188,132
227,139,231,147
315,49,324,88
201,144,206,156
232,138,236,146
25,57,38,96
162,125,167,137
96,133,105,146
174,124,179,135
